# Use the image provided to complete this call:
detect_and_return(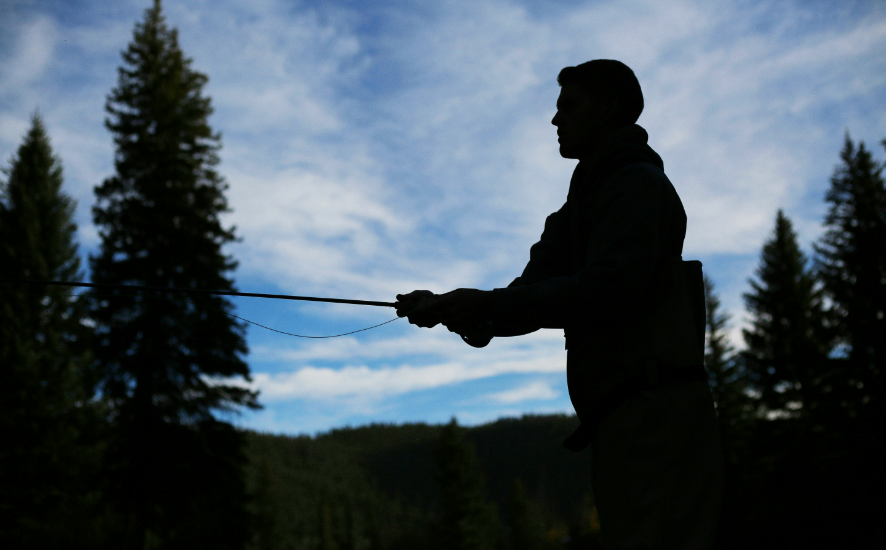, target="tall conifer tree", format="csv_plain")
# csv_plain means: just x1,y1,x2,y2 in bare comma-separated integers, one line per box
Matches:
813,135,886,419
742,210,831,419
507,478,549,550
704,275,756,428
704,275,739,412
0,113,97,547
435,419,503,550
90,1,258,547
